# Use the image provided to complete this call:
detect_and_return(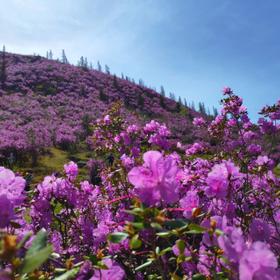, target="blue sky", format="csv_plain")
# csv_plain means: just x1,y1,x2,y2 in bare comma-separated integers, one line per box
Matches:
1,0,280,120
